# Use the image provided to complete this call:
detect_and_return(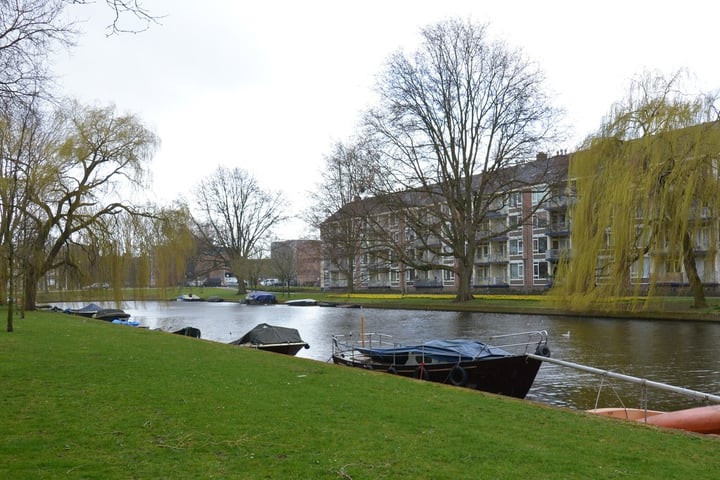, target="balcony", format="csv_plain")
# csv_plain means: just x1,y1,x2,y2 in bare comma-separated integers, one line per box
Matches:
546,248,570,262
473,277,509,289
546,222,571,237
545,195,575,211
475,253,509,264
